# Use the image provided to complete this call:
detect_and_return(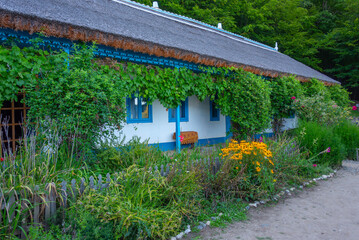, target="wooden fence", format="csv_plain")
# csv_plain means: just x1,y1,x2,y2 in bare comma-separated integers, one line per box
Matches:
0,157,223,238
